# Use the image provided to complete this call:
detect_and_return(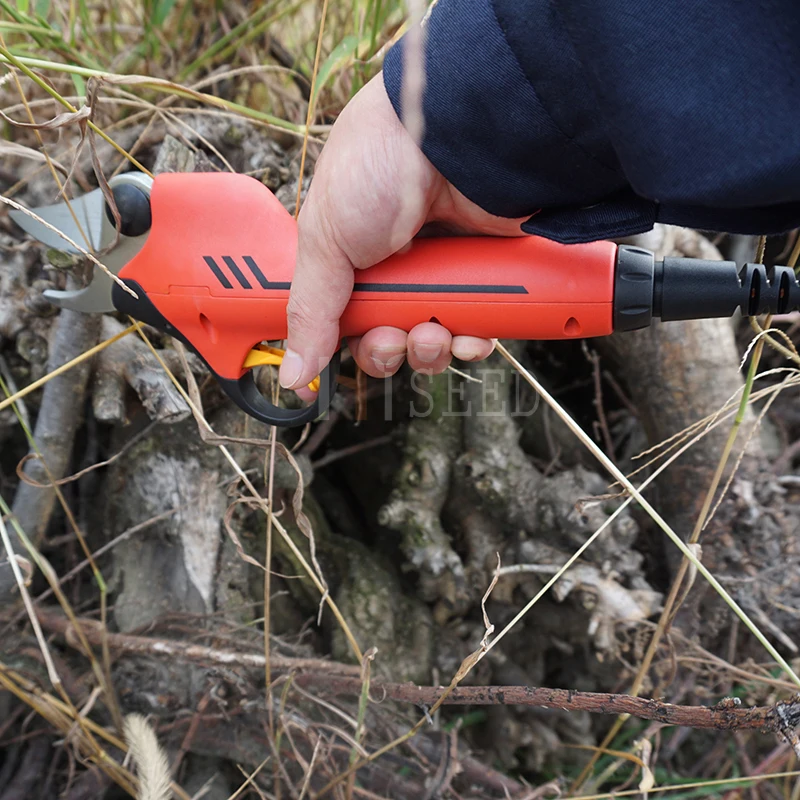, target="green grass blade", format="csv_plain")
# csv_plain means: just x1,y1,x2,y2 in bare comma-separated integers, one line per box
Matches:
176,0,281,81
311,33,362,105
